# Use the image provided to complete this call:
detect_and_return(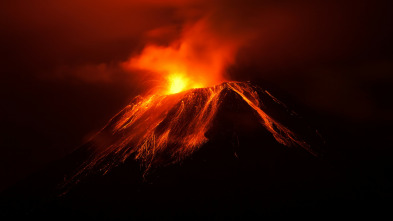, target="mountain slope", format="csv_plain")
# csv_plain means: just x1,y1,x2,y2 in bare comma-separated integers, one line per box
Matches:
1,81,331,219
63,82,321,188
